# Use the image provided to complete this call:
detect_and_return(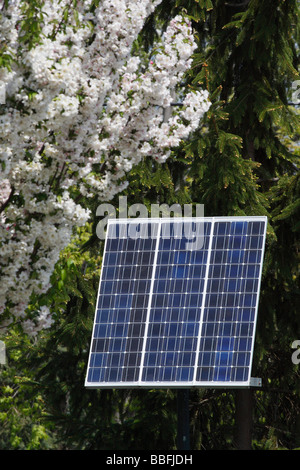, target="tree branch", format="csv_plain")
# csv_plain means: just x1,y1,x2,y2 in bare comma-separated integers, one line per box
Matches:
0,186,14,214
225,0,250,7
